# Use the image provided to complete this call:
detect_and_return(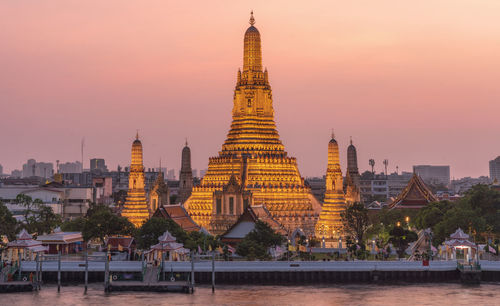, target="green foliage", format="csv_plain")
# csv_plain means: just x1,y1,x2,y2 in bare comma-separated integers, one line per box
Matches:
30,205,62,235
412,185,499,245
0,200,18,242
135,217,187,249
15,194,61,234
388,226,418,258
414,201,453,230
236,221,284,260
60,217,86,232
81,204,135,243
135,217,220,251
433,202,486,245
462,184,500,233
341,202,370,243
